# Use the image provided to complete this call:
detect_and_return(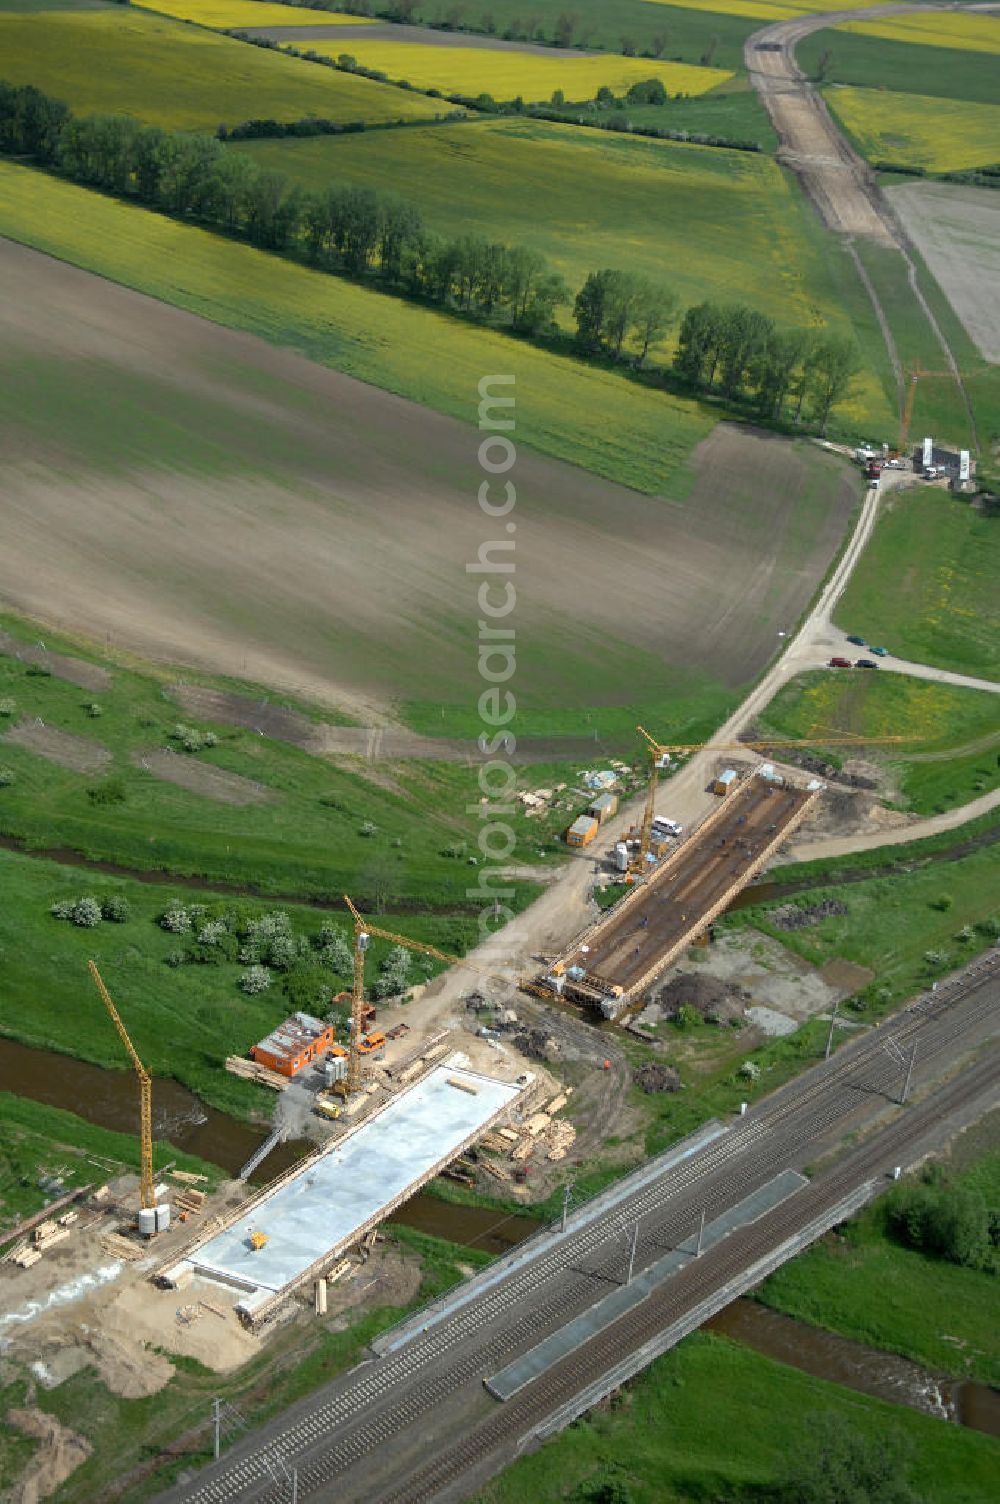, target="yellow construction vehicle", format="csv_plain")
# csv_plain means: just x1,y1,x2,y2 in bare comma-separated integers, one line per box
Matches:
87,960,156,1232
249,1230,268,1250
630,725,907,877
